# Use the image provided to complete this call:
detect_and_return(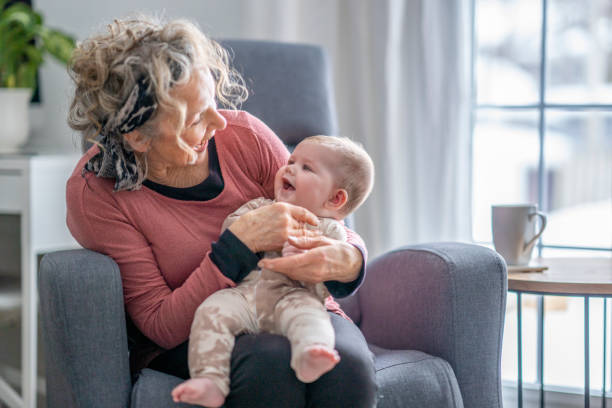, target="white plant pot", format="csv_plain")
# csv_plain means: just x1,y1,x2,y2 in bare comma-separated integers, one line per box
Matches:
0,88,32,151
